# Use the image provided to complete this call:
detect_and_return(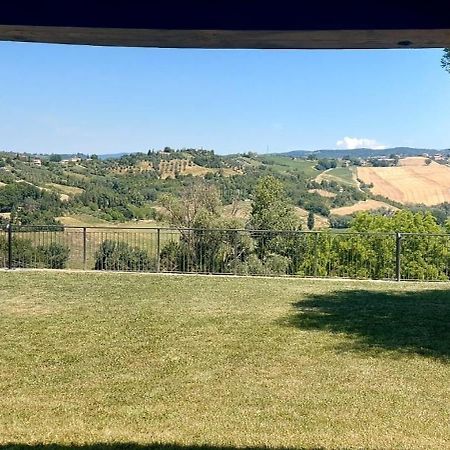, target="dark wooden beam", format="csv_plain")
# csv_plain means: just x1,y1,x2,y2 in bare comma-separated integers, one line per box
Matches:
1,2,450,49
1,26,449,49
